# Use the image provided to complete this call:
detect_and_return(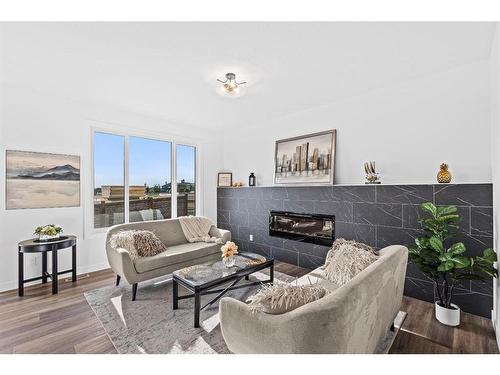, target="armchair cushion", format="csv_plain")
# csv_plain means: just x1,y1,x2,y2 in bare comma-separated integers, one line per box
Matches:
247,283,328,314
322,238,377,269
323,242,378,286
